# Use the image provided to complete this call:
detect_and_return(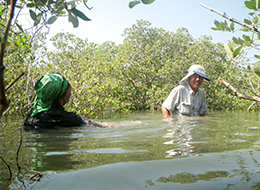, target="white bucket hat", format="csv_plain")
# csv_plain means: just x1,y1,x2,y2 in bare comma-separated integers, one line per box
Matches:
179,64,210,85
